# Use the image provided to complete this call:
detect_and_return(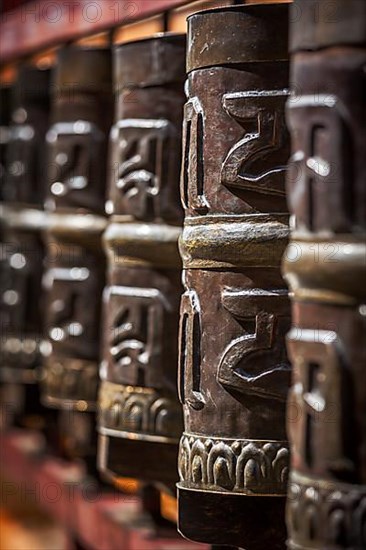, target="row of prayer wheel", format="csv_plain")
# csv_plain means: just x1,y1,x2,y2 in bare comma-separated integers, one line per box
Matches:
0,1,365,548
